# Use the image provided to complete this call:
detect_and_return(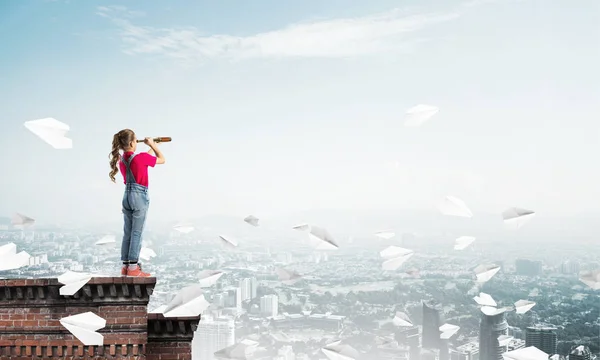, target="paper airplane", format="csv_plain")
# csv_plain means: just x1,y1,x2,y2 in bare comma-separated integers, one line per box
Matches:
198,270,224,288
454,236,475,250
579,269,600,290
57,271,94,296
292,223,310,231
404,104,439,127
11,213,35,227
393,311,413,327
439,323,460,339
0,245,31,271
173,224,195,234
503,346,549,360
24,118,73,149
375,231,395,240
163,284,210,317
243,215,259,227
474,292,497,307
438,196,473,218
502,207,535,229
139,247,157,261
275,267,302,285
60,312,106,345
474,264,501,283
381,246,414,271
219,235,239,248
214,339,259,359
514,300,536,314
481,306,509,316
322,340,360,360
95,235,116,246
307,225,338,250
